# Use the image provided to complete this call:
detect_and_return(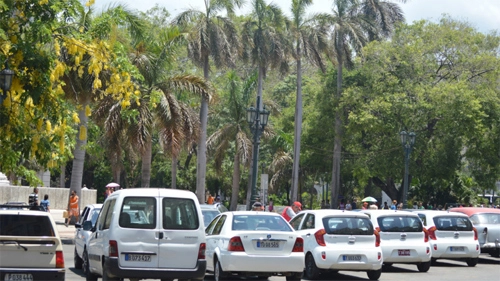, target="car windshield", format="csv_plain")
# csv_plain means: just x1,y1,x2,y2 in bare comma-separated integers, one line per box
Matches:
202,210,219,226
323,217,374,235
470,213,500,225
90,208,101,225
232,215,292,231
377,216,423,232
433,216,473,231
0,214,55,236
